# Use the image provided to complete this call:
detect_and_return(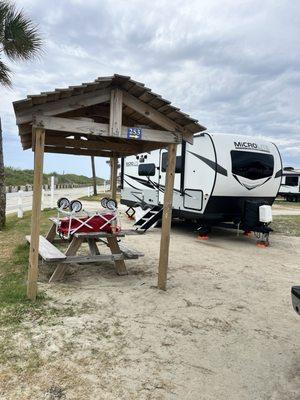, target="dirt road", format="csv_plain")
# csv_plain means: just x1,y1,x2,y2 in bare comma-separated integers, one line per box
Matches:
1,206,299,400
272,201,300,216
